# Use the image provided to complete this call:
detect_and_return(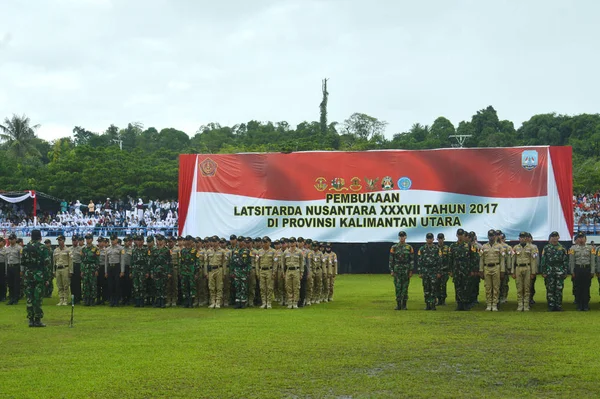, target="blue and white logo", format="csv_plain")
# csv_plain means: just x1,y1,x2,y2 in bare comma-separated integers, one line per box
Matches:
521,150,538,171
397,177,412,190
